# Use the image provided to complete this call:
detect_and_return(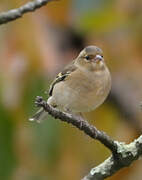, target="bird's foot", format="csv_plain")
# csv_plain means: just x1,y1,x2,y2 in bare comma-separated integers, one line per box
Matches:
35,96,46,108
